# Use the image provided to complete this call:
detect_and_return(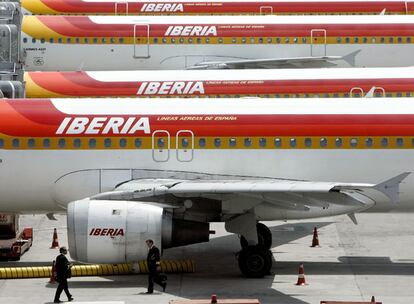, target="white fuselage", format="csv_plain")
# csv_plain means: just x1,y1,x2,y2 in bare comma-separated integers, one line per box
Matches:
1,98,414,216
